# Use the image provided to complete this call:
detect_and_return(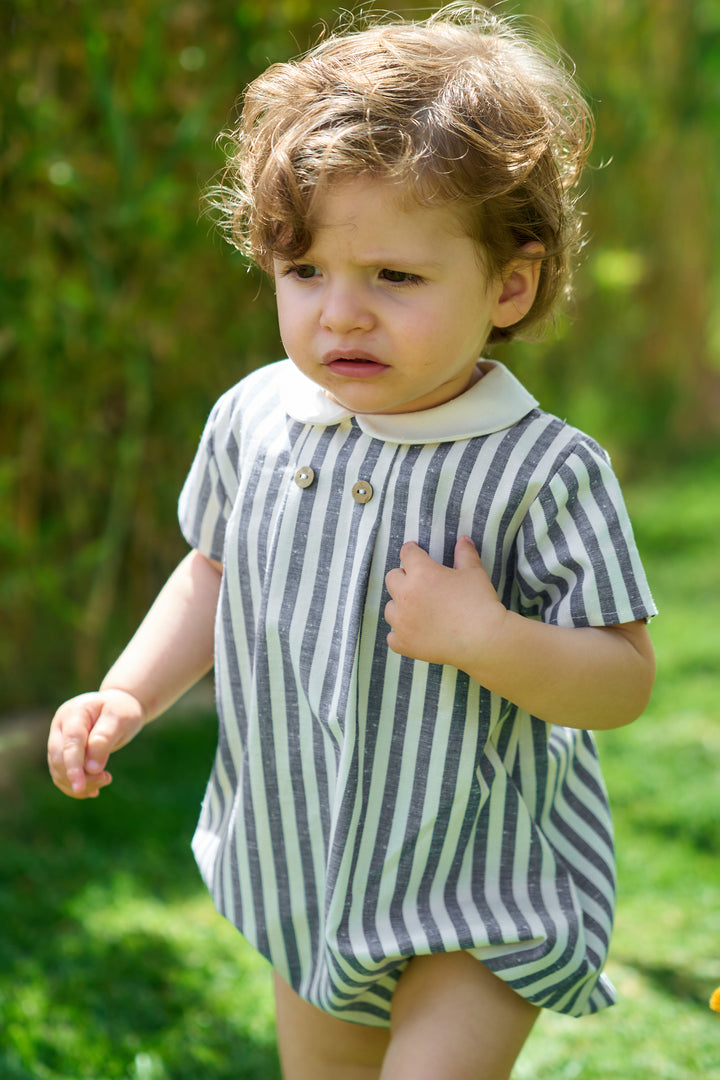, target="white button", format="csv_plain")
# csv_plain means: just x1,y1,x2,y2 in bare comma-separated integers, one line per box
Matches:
351,480,373,504
294,466,315,489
